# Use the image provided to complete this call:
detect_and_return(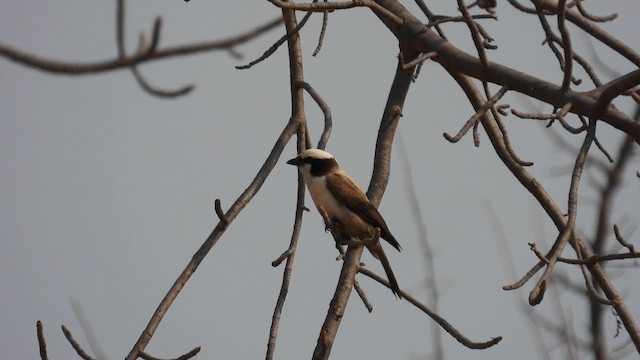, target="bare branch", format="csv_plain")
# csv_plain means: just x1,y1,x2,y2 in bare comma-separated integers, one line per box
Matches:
312,246,365,360
296,81,333,150
266,172,306,360
0,17,283,74
313,8,329,57
457,0,491,76
266,9,310,360
575,0,617,22
426,13,497,28
444,85,508,143
36,321,49,360
61,325,96,360
353,279,374,313
534,0,640,67
125,116,301,360
139,348,201,360
130,66,194,98
528,119,596,305
237,11,313,70
359,268,503,349
214,199,228,227
555,252,640,265
268,0,404,25
557,0,574,92
391,12,640,142
400,51,437,69
614,224,636,254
